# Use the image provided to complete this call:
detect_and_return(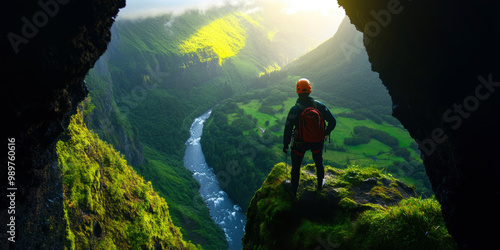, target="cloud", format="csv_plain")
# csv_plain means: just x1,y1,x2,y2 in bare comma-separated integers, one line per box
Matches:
117,0,253,19
115,0,346,49
280,0,342,16
117,0,344,20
